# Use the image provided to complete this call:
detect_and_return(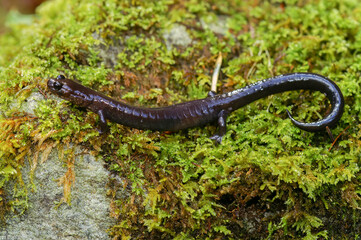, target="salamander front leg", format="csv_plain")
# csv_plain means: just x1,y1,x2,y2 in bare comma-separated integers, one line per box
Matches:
97,110,109,134
210,110,227,143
